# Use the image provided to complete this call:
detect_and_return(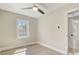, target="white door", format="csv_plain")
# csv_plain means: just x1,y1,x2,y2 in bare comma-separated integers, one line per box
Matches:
68,16,79,54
